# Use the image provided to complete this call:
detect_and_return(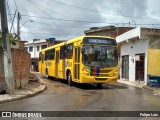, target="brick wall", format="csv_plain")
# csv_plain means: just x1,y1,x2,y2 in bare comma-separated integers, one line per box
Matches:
85,27,134,38
11,48,31,88
0,46,31,92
